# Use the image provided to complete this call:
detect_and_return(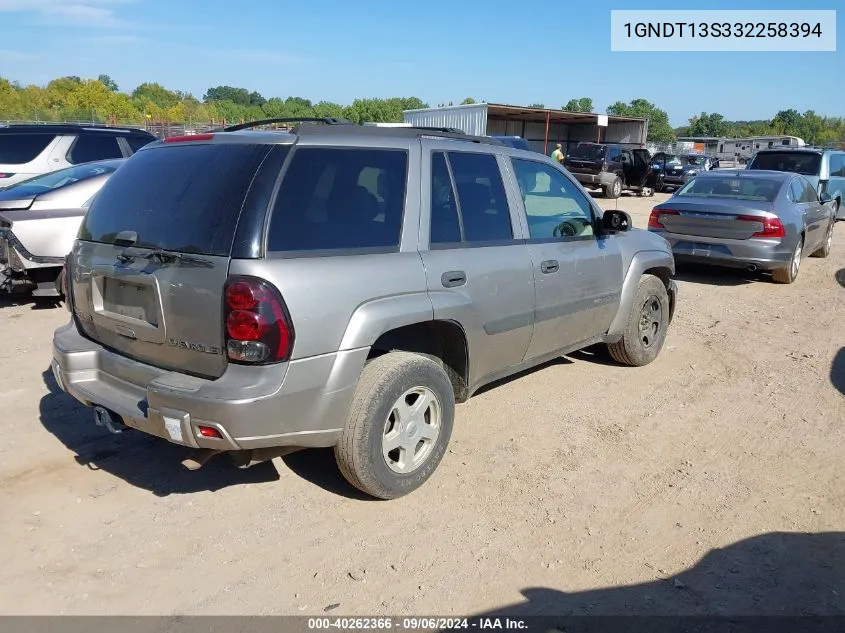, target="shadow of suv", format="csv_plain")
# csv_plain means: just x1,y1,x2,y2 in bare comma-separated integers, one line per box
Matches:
52,118,678,500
